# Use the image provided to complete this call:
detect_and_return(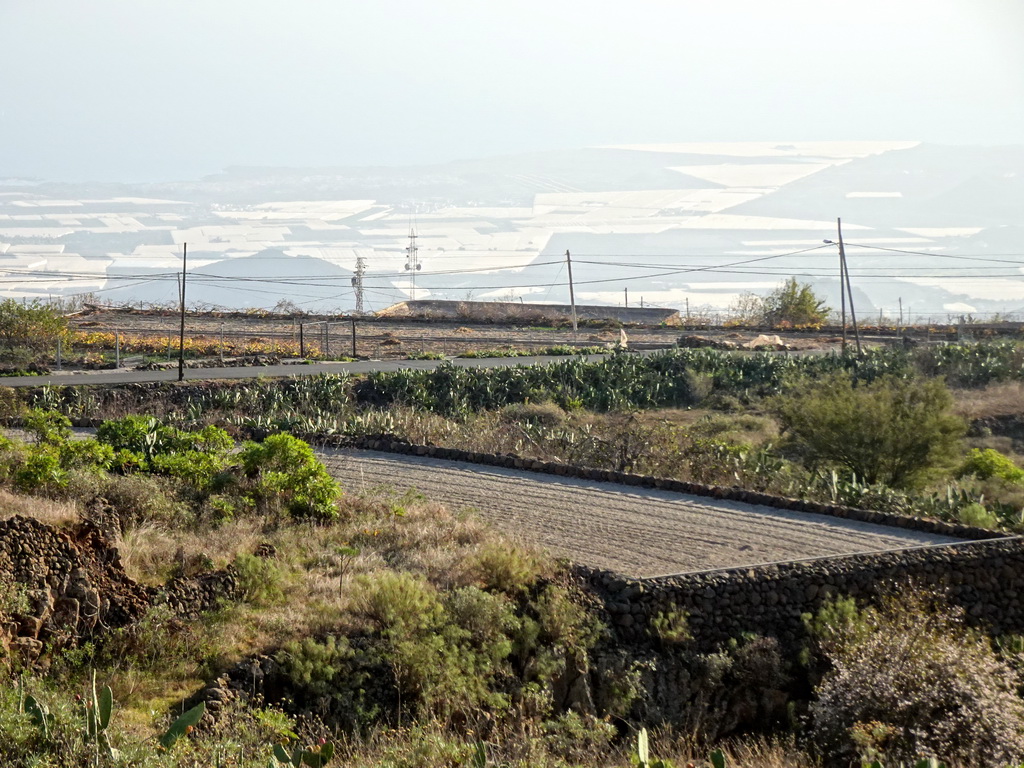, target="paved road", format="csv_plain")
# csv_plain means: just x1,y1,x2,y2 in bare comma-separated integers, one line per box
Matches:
0,353,613,388
319,448,964,579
